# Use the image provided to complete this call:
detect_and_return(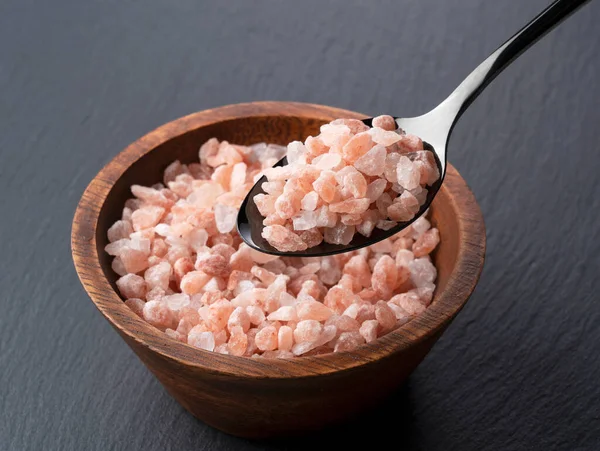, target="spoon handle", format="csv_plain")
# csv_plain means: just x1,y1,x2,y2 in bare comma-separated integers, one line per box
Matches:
435,0,591,134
